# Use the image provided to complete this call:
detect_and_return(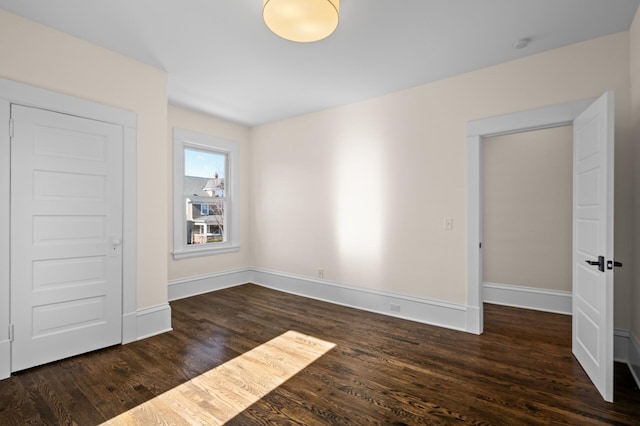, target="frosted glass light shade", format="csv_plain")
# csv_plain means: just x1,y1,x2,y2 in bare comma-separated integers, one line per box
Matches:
263,0,339,43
